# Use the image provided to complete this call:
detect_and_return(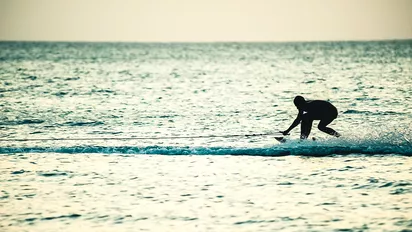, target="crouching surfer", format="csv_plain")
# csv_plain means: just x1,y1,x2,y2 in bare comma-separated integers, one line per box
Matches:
280,96,341,140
